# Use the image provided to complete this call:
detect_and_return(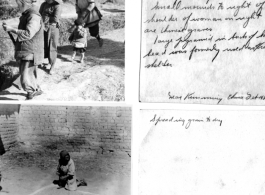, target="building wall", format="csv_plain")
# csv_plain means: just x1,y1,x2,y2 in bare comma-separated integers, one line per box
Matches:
0,104,19,154
18,105,131,158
